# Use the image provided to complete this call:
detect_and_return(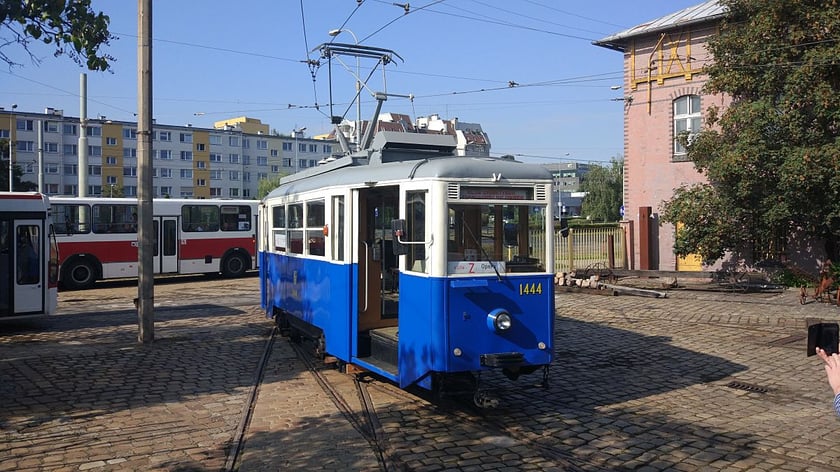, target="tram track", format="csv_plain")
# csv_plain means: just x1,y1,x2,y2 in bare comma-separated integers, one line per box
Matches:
288,339,400,472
